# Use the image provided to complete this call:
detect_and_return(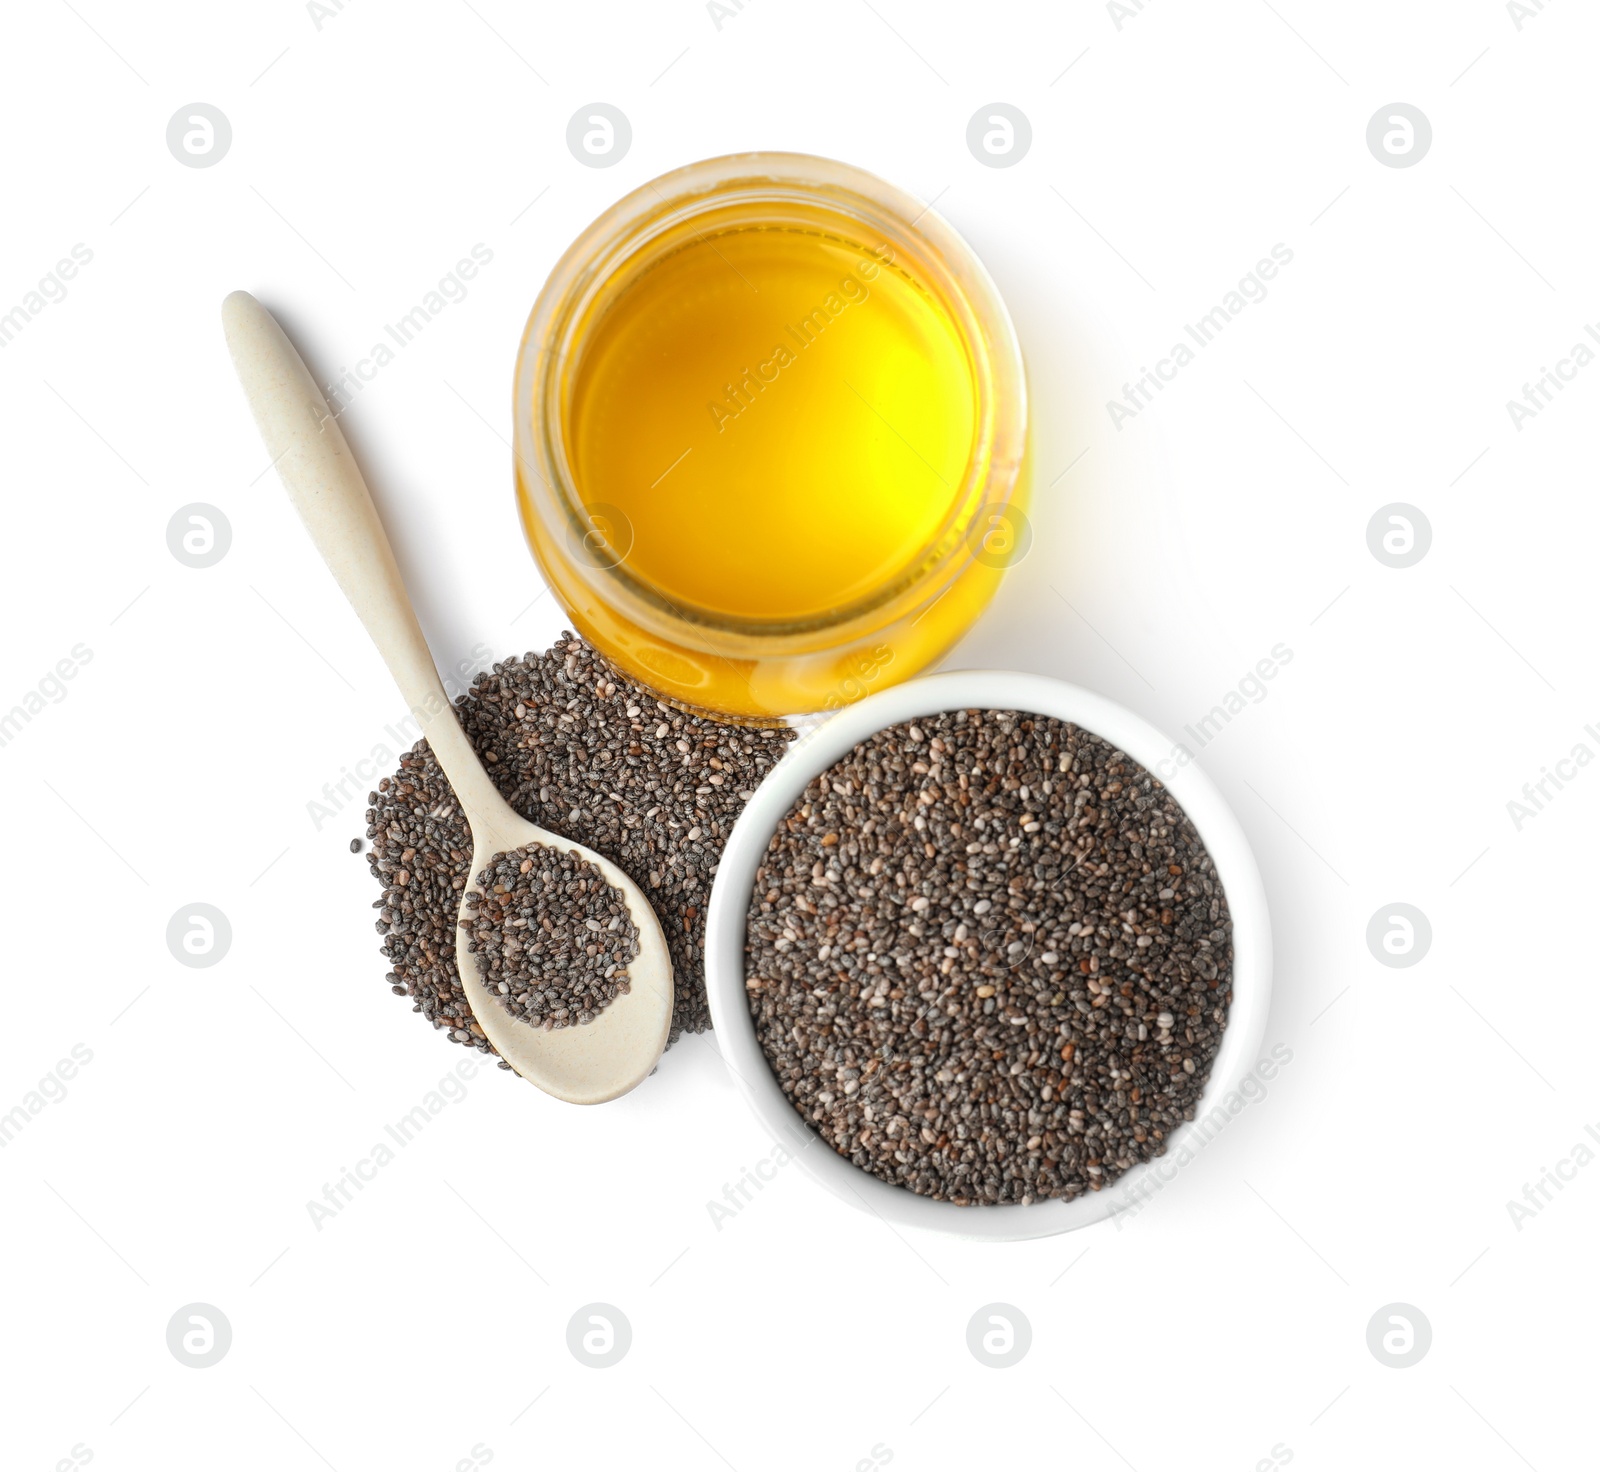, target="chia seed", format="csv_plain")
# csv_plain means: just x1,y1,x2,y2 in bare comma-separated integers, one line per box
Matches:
365,634,792,1062
744,709,1233,1206
463,844,639,1029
